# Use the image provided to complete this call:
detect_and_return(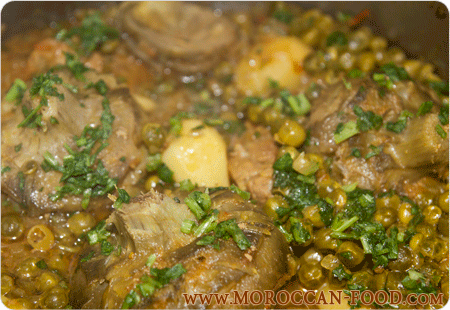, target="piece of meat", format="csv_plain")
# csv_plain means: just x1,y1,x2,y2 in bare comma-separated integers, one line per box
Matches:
70,190,295,309
228,123,278,203
115,1,238,73
1,69,145,215
305,78,448,191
